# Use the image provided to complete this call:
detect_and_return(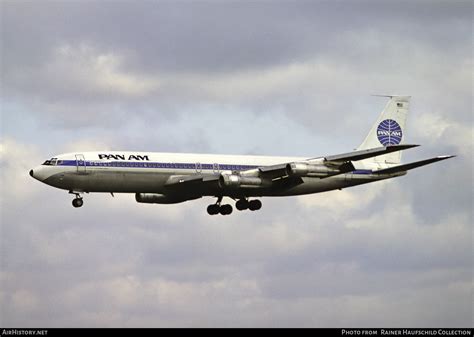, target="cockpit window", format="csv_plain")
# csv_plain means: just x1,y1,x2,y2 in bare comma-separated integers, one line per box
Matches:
42,158,58,166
